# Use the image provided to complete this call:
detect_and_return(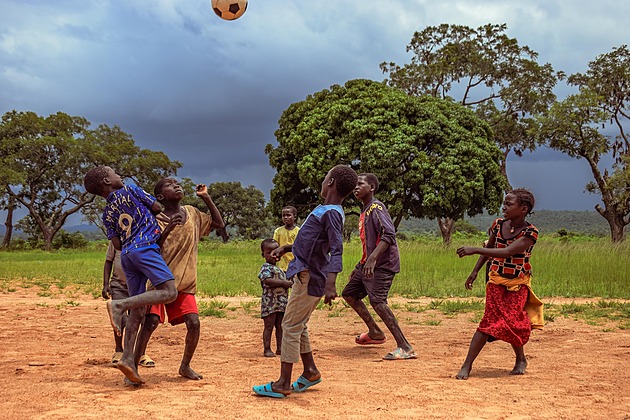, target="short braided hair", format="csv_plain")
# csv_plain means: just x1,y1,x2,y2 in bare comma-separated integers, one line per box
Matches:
510,188,535,215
